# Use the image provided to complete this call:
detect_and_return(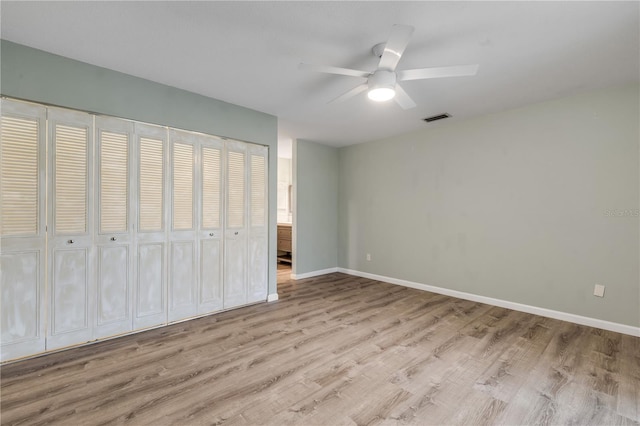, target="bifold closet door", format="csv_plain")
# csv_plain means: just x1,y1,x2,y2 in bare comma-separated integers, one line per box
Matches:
168,130,198,322
0,100,47,361
198,135,224,314
247,145,268,303
167,130,225,321
46,108,95,351
134,123,169,330
224,141,248,308
1,98,270,361
224,142,269,308
94,116,134,339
